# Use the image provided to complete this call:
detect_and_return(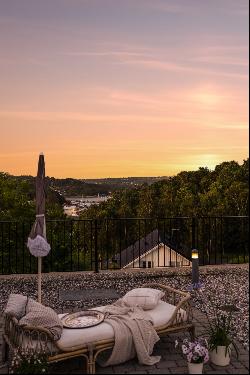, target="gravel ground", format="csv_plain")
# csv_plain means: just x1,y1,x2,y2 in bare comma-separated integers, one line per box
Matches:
0,264,248,350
